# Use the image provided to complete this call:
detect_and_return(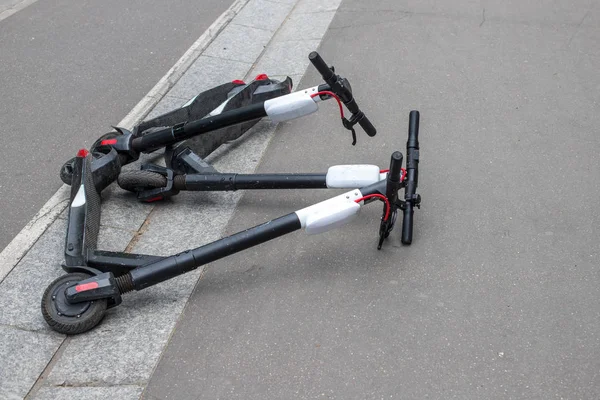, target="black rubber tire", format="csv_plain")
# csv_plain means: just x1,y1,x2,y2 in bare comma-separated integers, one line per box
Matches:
41,272,108,335
60,157,76,185
59,131,122,185
118,170,167,193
